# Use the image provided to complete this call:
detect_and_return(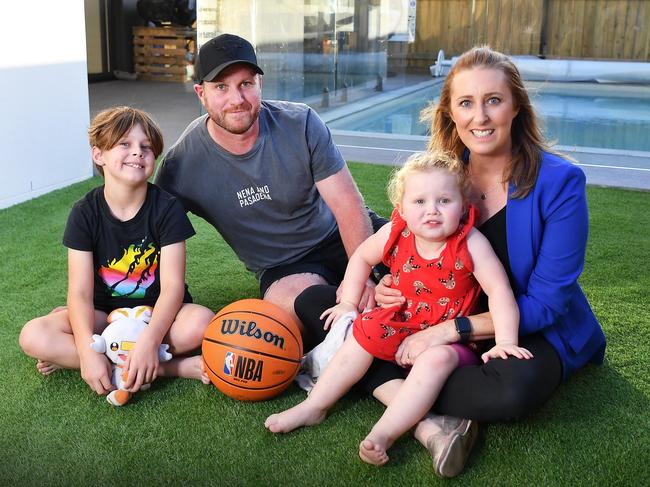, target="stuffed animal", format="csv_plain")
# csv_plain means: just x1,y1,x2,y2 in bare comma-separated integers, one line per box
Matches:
90,306,172,406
